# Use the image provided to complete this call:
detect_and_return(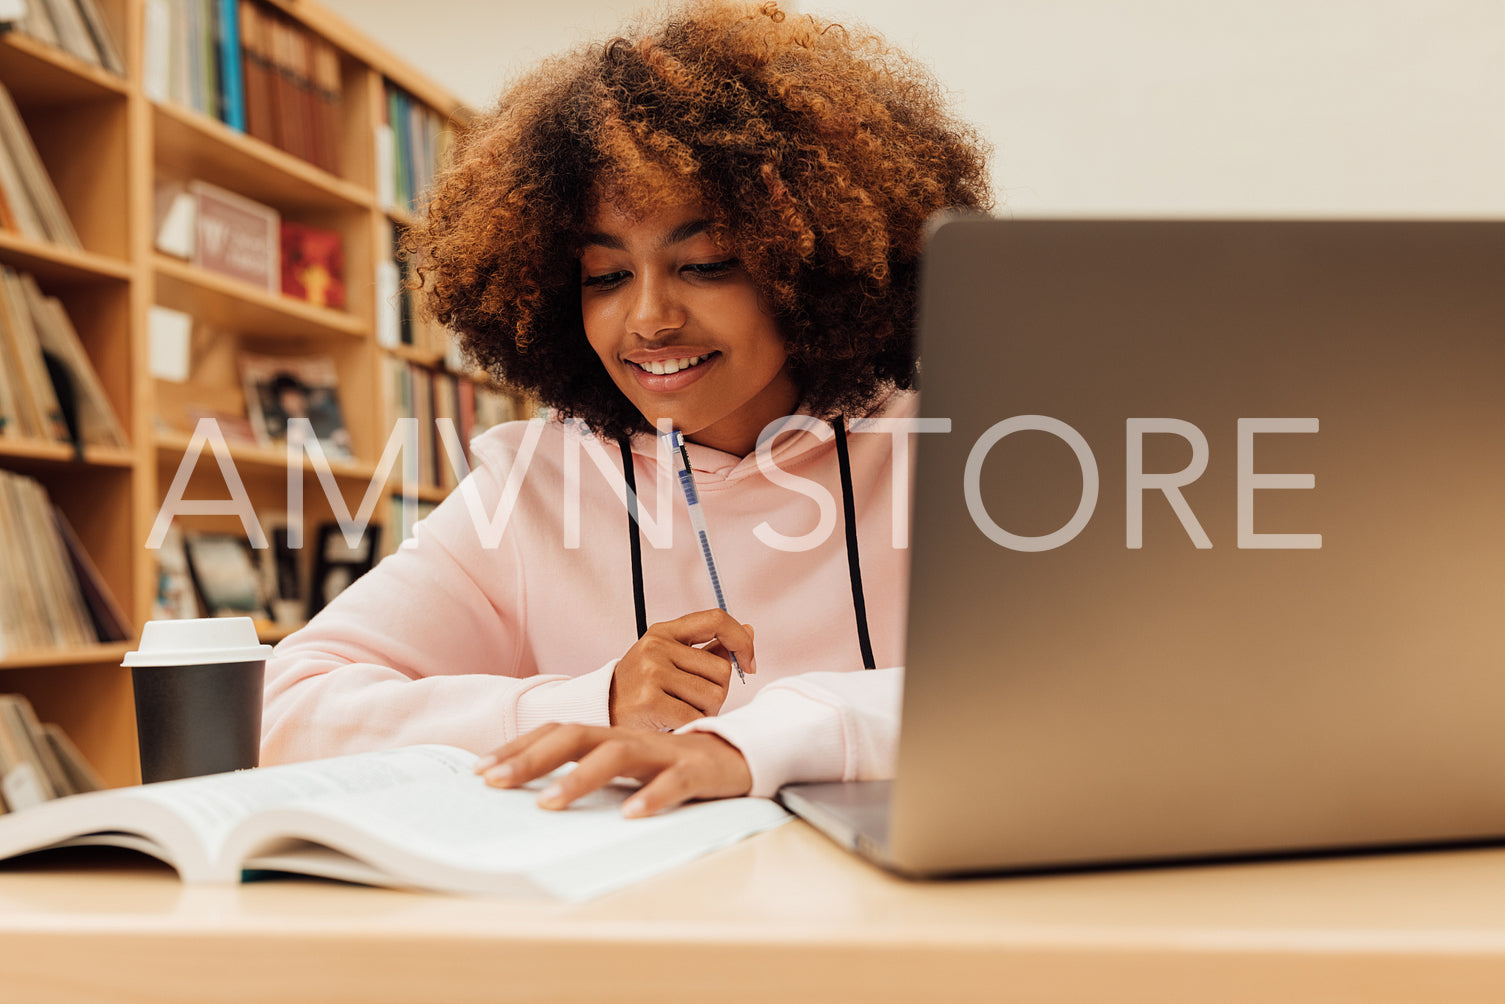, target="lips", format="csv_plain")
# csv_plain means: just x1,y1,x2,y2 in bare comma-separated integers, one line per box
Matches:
624,350,719,392
632,353,711,376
